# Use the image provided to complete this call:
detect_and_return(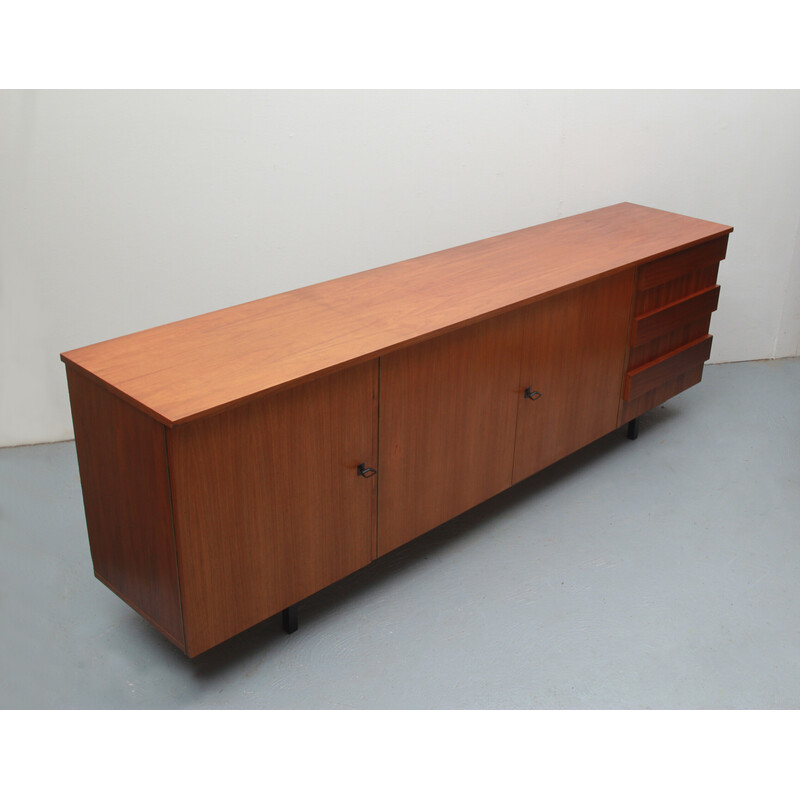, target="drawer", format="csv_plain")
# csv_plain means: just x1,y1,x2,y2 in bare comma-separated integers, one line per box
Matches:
637,236,728,291
631,284,720,346
627,315,713,372
634,261,719,316
624,335,713,401
618,363,705,426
